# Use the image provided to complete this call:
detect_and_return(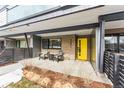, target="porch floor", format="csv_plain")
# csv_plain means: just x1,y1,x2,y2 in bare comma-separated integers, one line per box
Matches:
19,57,112,85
